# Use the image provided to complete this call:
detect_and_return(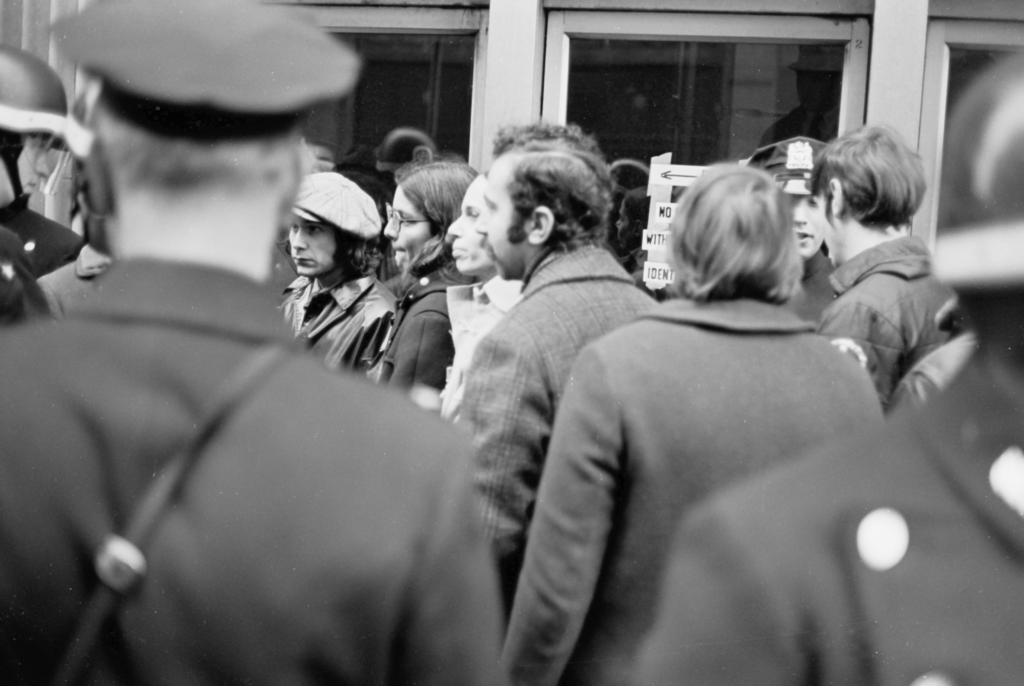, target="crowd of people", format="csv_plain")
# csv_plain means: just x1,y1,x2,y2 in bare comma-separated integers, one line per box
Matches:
1,0,1022,685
